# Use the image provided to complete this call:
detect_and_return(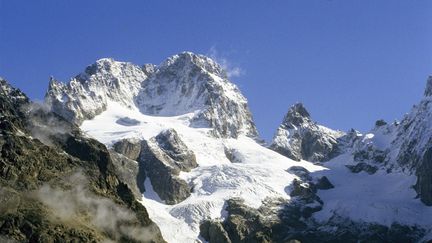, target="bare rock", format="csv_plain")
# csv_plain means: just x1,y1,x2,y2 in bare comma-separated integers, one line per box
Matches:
113,138,142,161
